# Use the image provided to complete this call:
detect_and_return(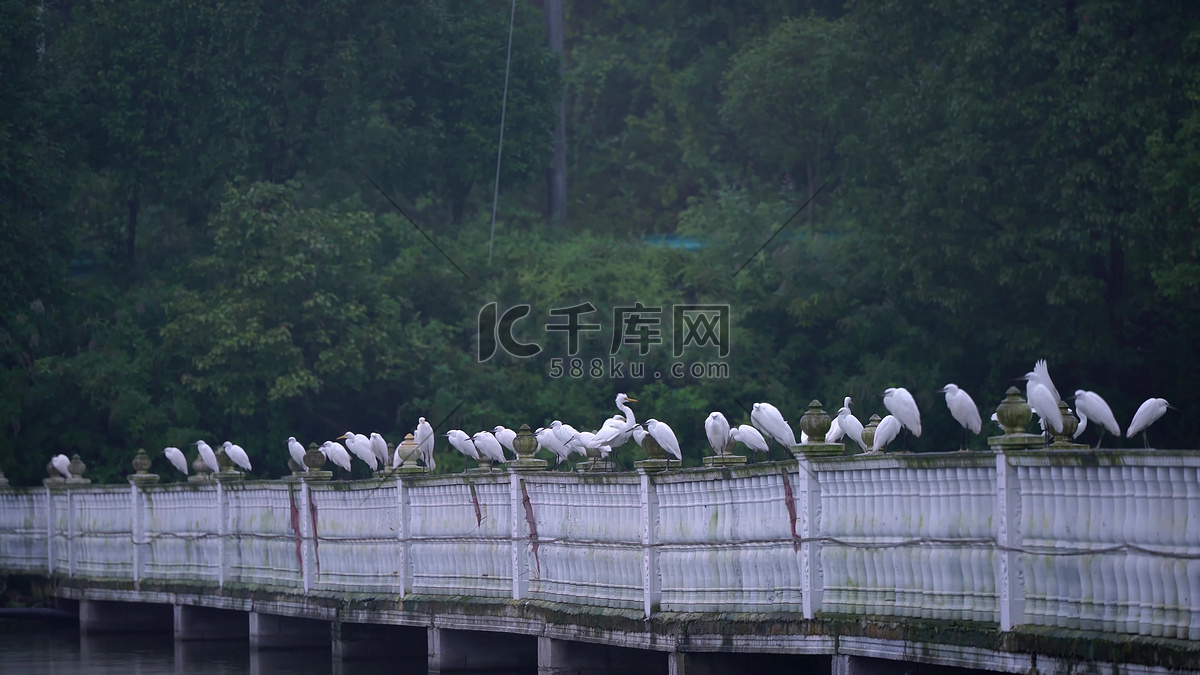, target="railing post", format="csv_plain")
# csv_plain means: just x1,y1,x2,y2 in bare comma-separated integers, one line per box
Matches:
996,451,1025,630
397,477,412,596
67,487,76,578
130,483,143,587
299,480,314,594
639,469,660,618
510,471,529,600
217,481,228,589
797,457,824,619
45,486,55,575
